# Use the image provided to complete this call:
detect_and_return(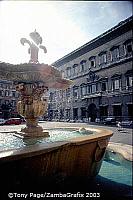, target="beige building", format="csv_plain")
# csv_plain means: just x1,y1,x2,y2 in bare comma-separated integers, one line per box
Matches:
48,16,133,122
